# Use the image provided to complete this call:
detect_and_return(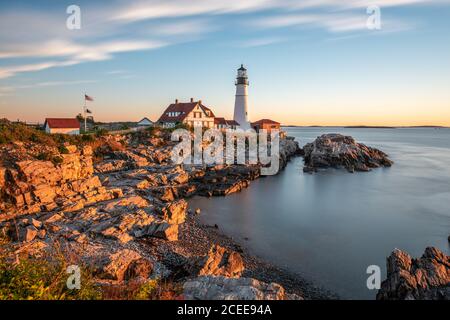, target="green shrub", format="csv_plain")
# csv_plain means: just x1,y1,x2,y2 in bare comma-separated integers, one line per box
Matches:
0,258,102,300
134,279,159,300
94,128,109,137
81,134,94,143
0,120,53,146
36,152,52,161
58,145,69,154
51,156,64,165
